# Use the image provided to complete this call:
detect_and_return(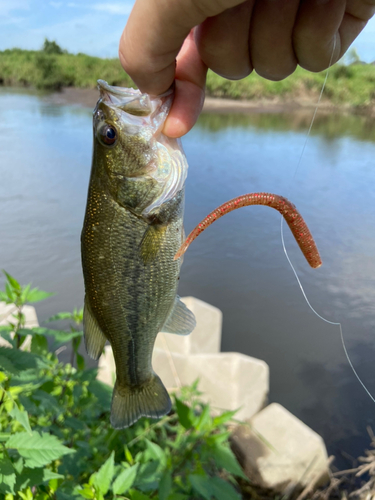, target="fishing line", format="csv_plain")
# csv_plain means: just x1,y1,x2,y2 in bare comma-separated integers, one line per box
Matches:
159,332,182,389
281,37,375,403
